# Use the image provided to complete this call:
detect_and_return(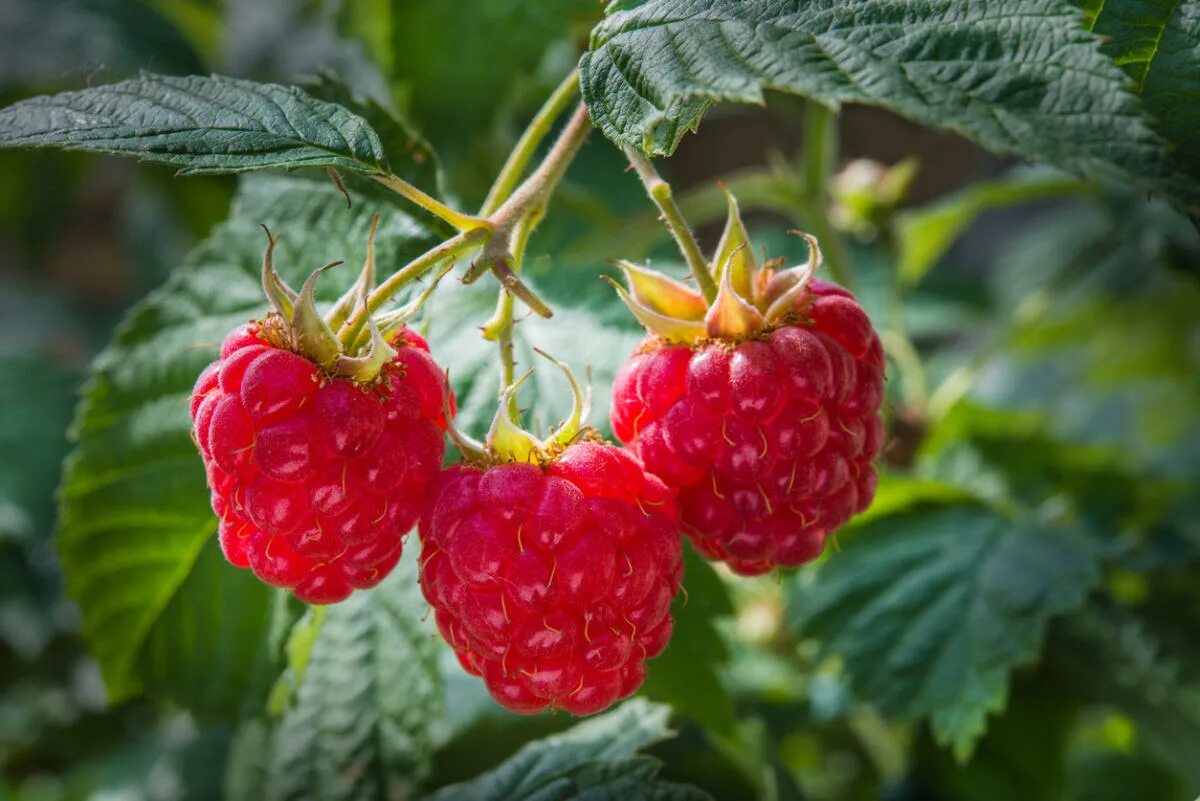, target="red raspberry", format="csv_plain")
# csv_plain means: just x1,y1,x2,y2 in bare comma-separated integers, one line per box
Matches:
418,441,682,715
611,279,884,575
191,324,451,604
